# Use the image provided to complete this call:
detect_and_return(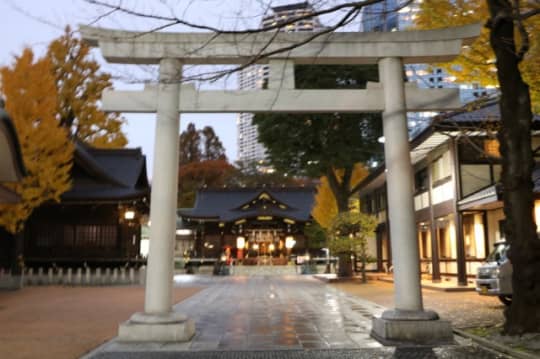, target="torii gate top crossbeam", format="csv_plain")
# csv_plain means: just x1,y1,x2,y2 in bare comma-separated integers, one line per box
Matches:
80,23,481,65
